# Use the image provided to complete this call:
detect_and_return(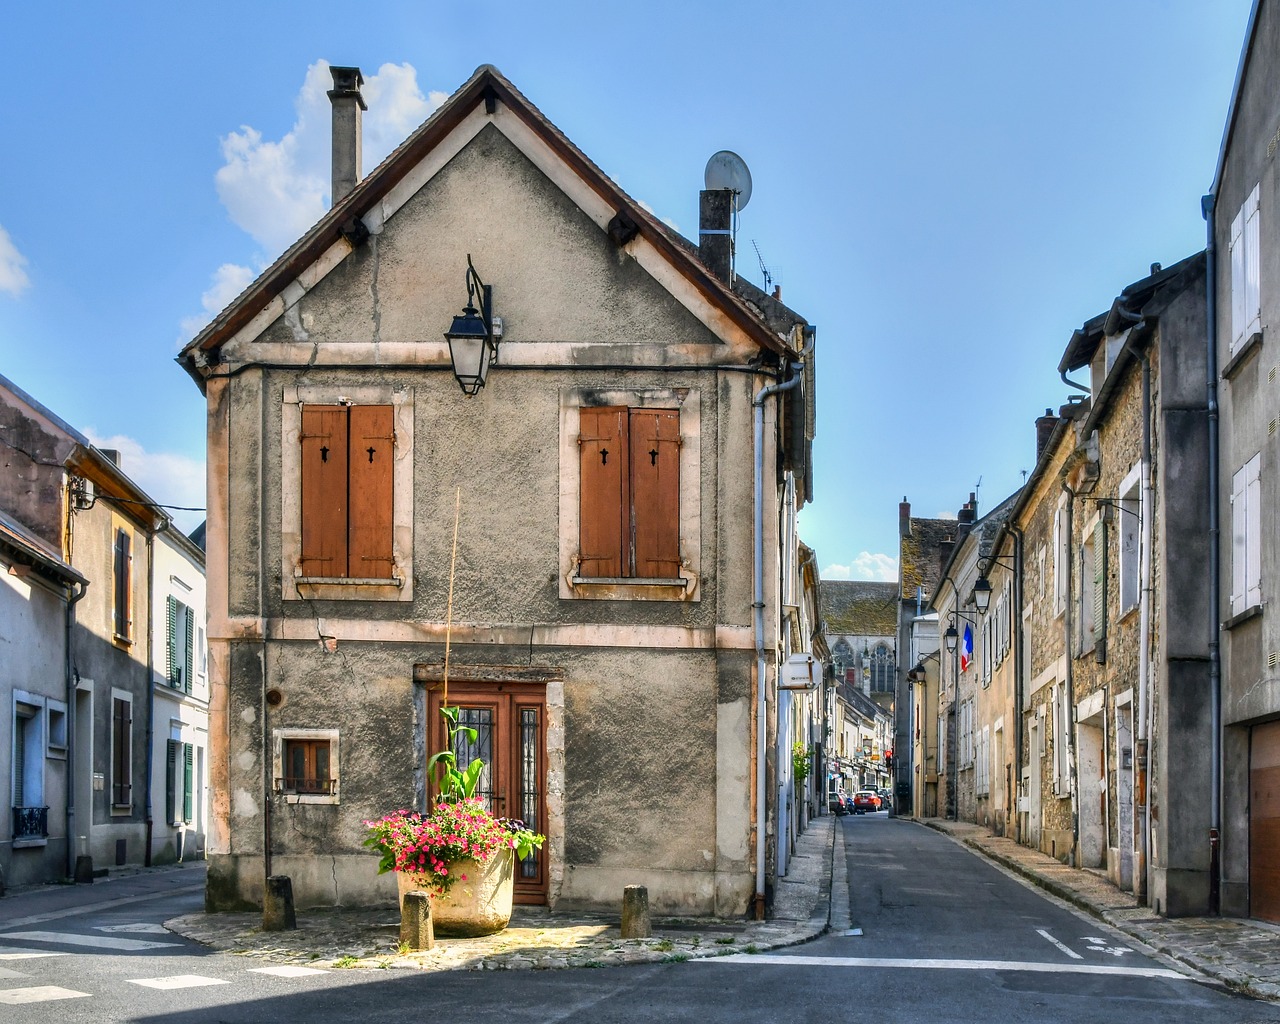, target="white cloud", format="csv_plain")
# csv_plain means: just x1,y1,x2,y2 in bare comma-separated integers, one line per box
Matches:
83,430,206,535
179,262,256,343
823,552,899,582
214,60,443,258
0,224,31,297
